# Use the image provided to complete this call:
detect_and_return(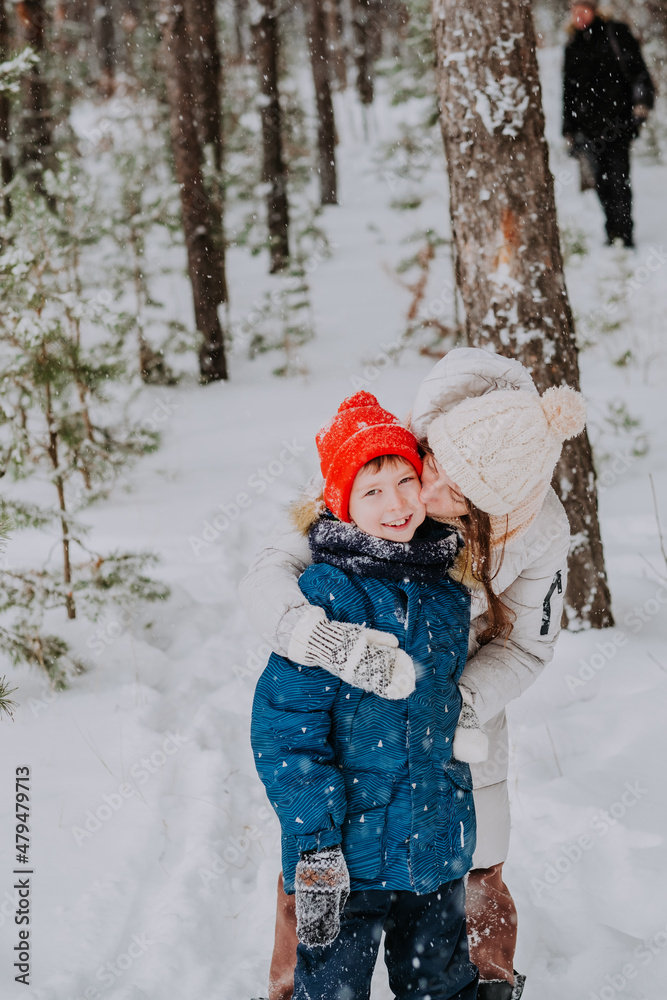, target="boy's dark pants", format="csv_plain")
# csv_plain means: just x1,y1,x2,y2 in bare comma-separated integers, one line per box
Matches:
271,866,517,998
291,879,478,1000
